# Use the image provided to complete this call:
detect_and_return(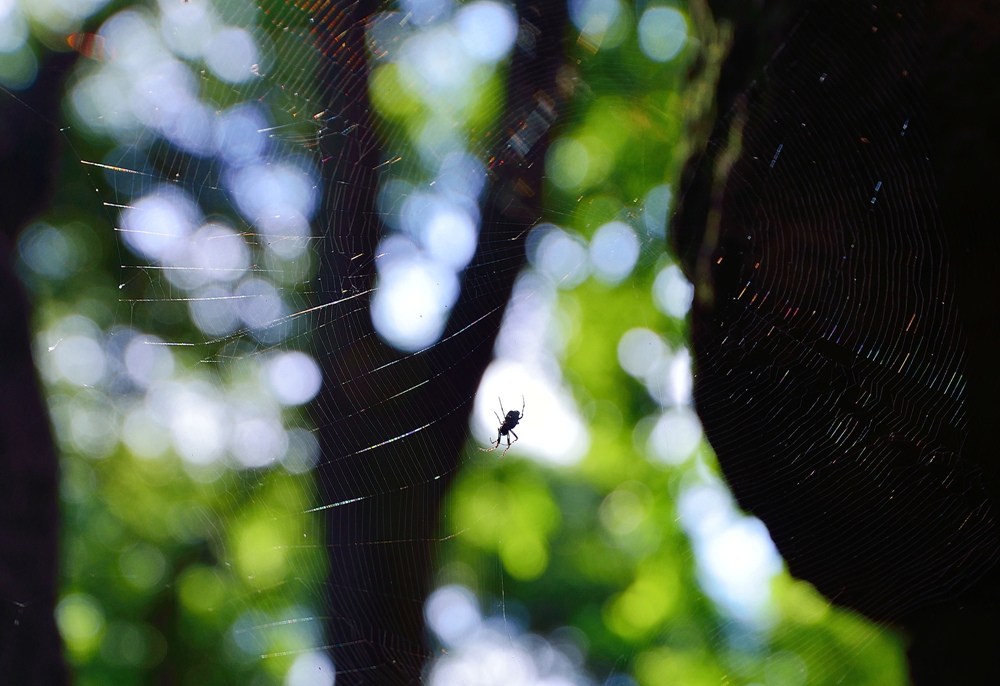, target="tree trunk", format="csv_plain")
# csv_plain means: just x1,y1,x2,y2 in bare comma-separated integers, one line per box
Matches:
312,2,568,682
673,0,1000,682
0,52,75,686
